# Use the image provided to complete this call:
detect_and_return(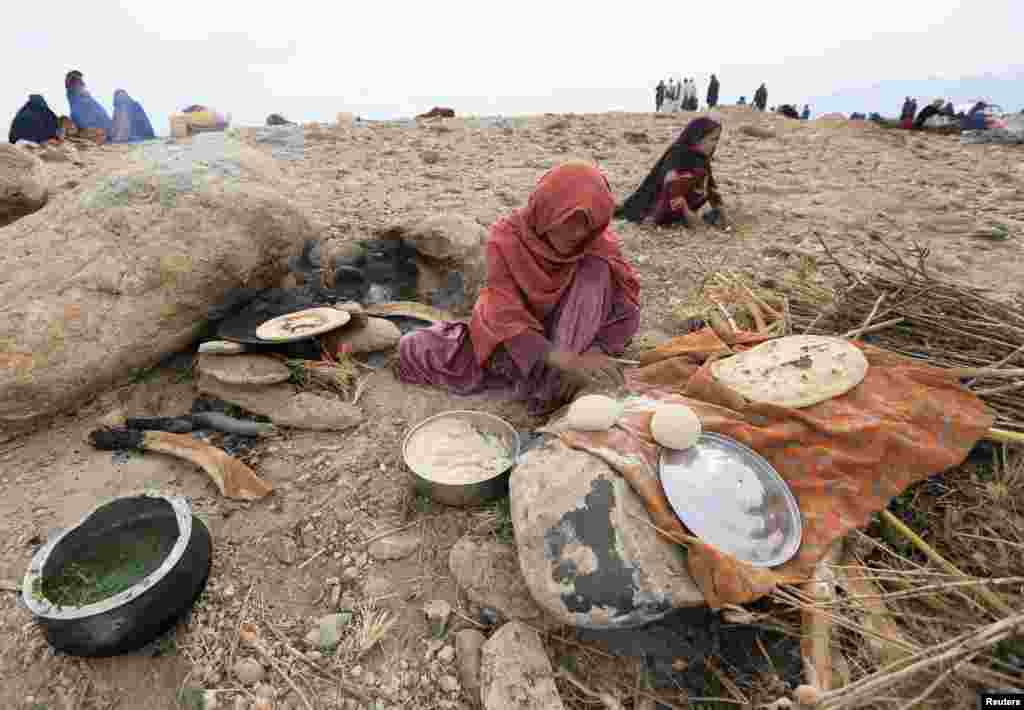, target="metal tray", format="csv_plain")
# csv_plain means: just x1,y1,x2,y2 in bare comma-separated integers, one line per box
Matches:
658,433,802,567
